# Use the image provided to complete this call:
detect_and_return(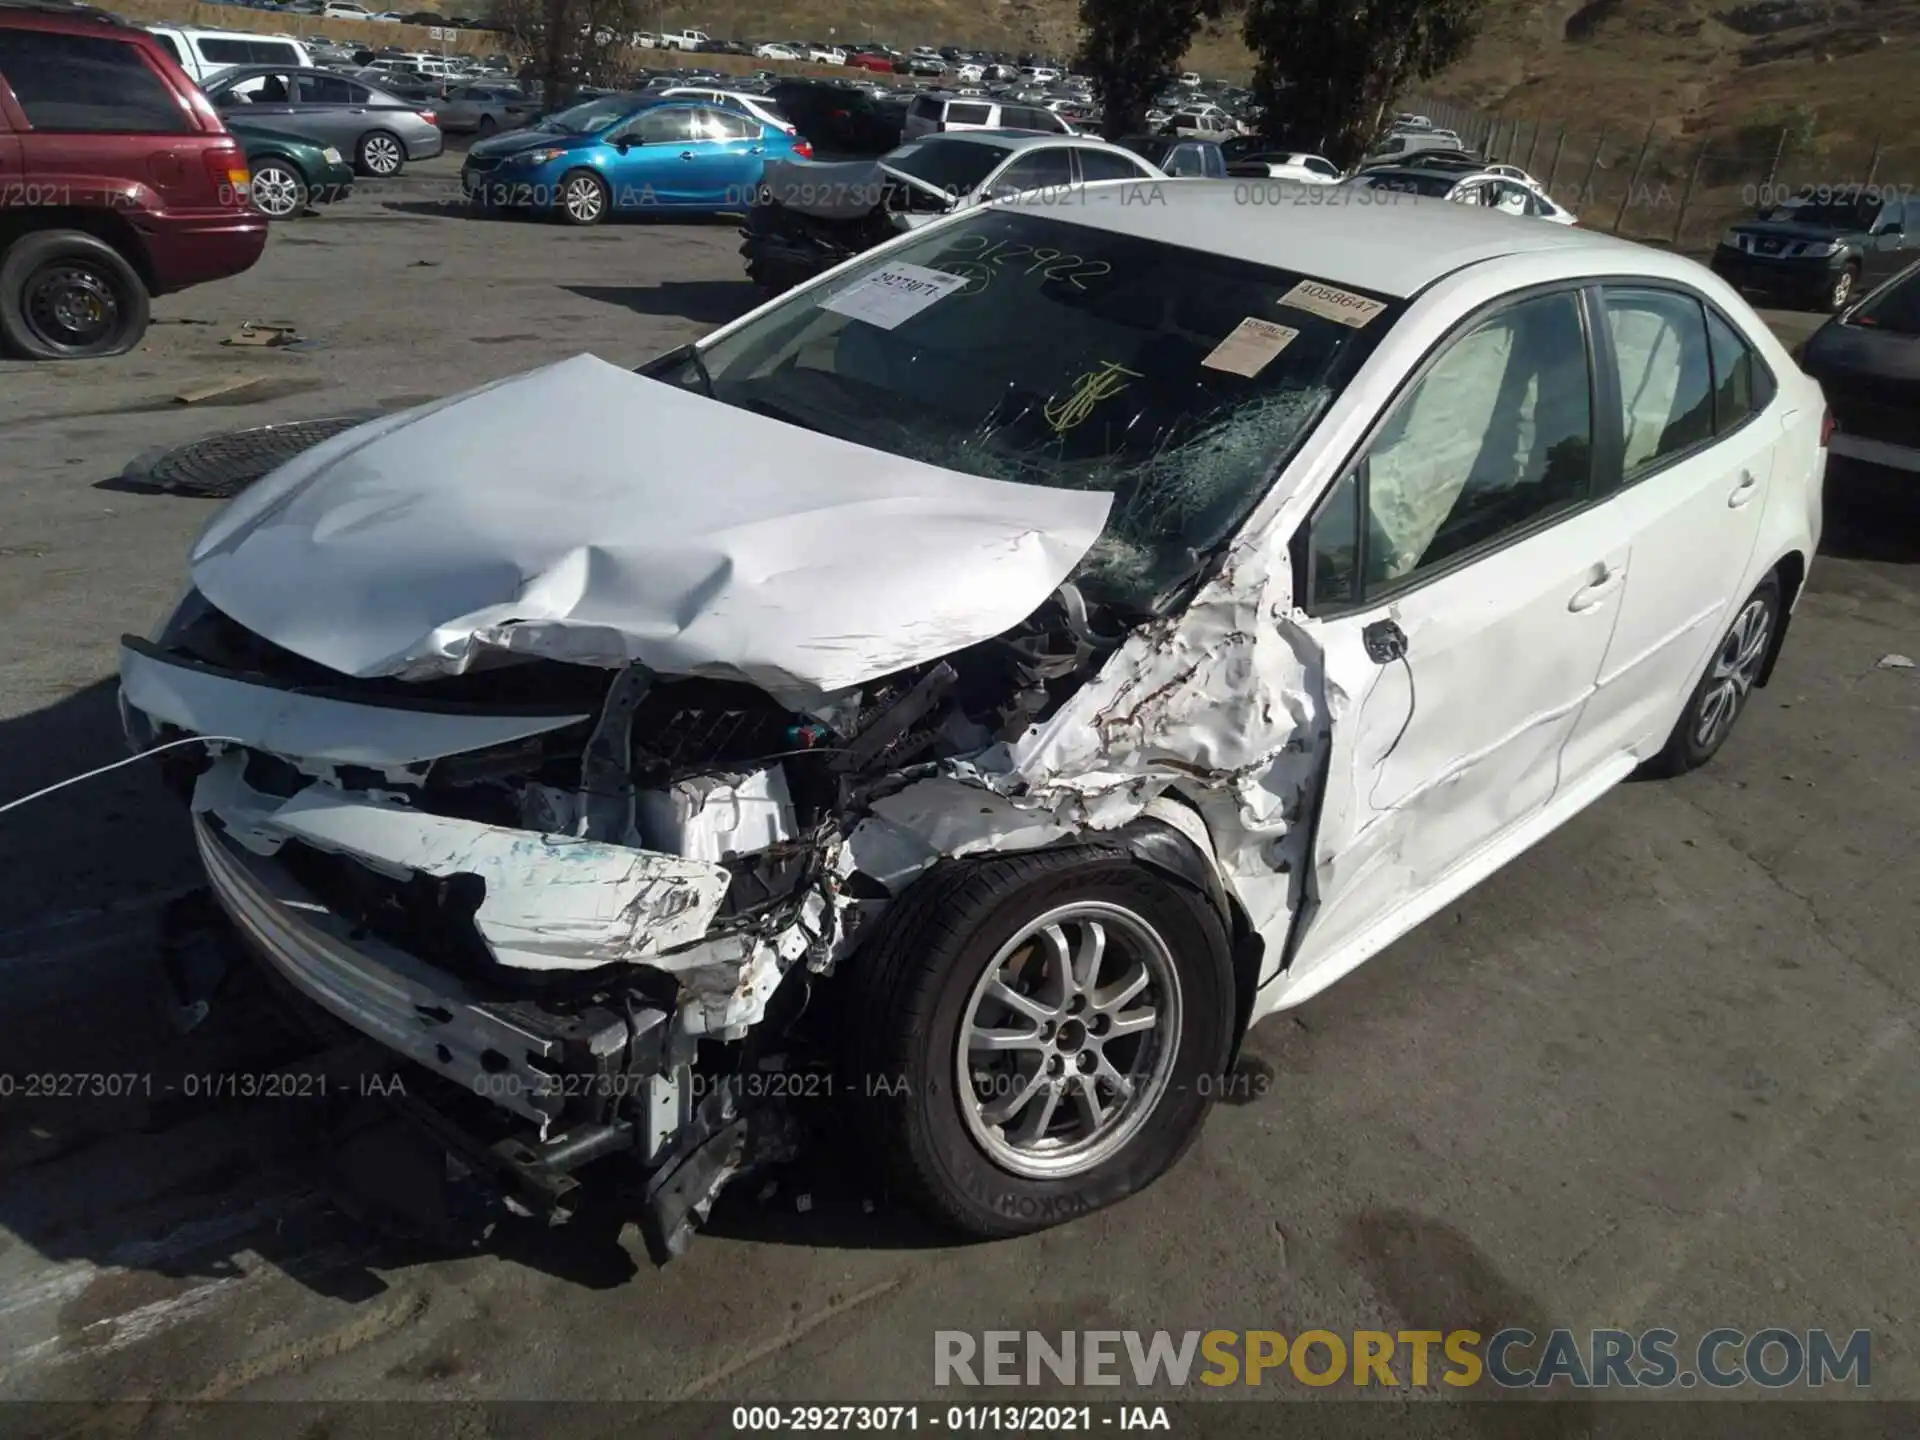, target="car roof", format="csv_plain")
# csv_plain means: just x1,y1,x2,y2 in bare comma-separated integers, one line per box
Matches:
996,180,1652,298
